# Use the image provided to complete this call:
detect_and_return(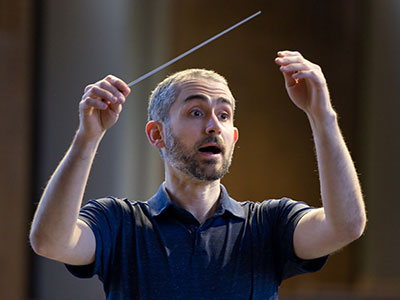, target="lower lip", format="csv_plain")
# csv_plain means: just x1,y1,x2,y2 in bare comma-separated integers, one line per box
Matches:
198,152,222,158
